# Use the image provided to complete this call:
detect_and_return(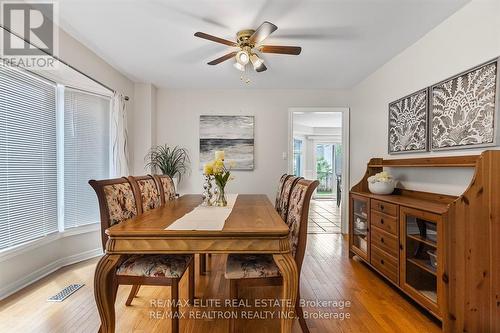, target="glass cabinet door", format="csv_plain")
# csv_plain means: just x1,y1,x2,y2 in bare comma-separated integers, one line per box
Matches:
400,207,442,316
350,194,370,260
